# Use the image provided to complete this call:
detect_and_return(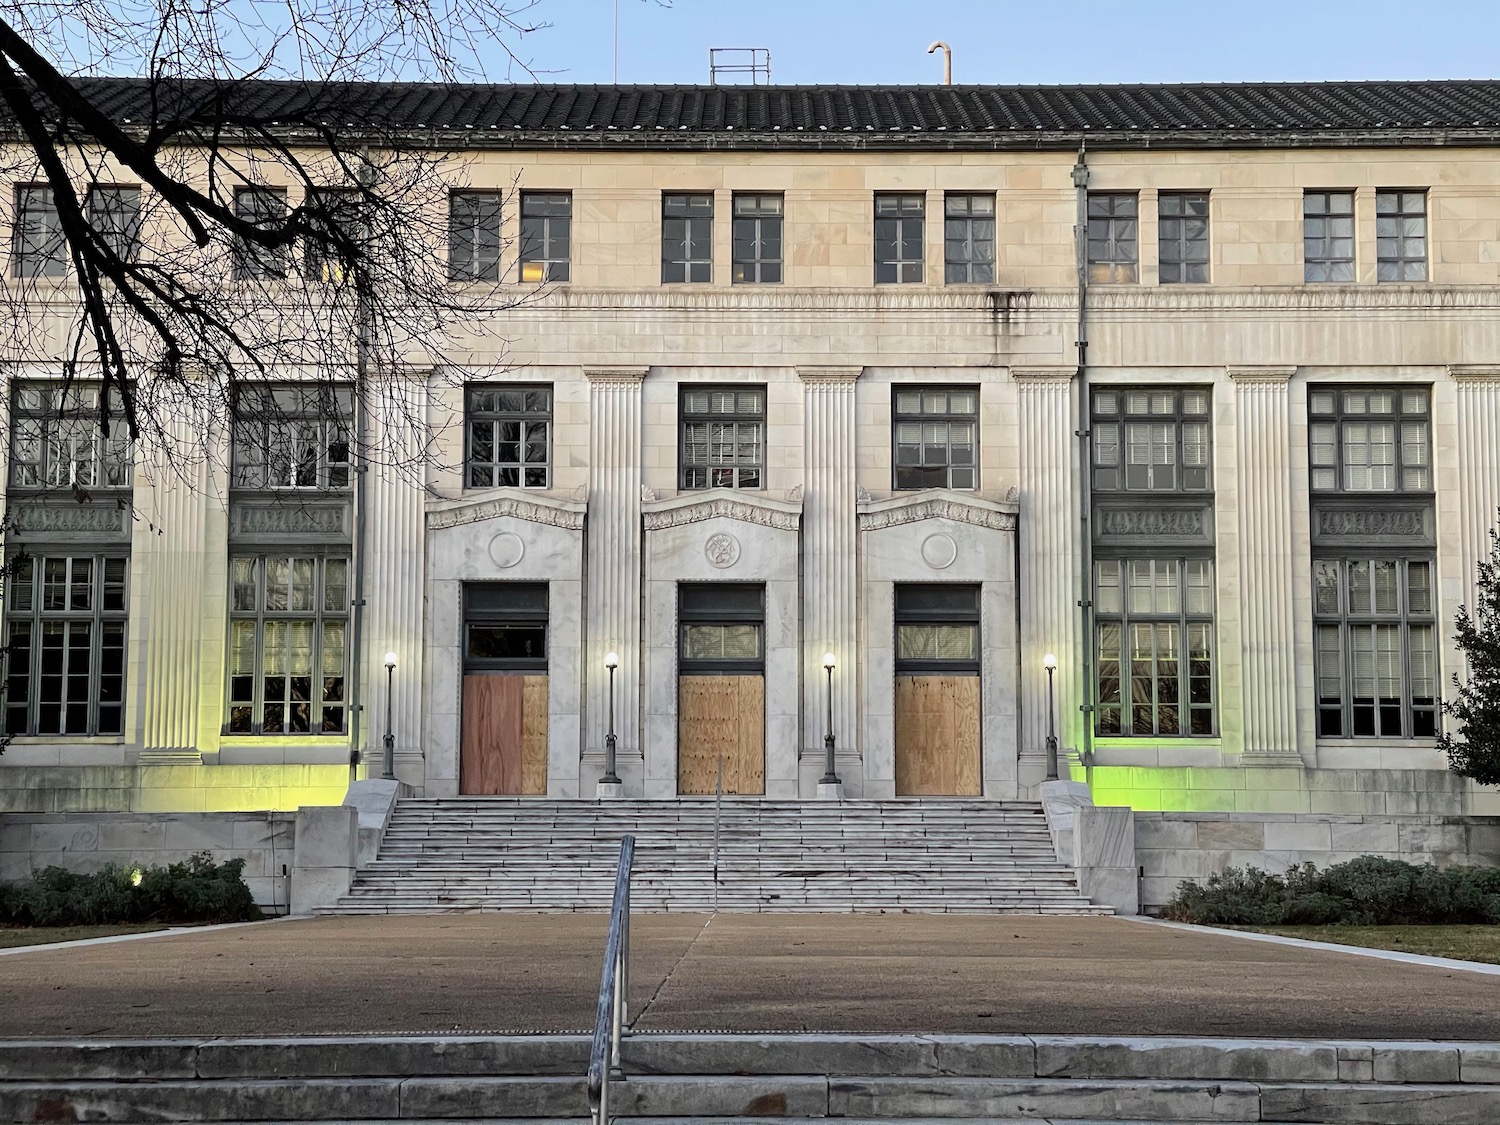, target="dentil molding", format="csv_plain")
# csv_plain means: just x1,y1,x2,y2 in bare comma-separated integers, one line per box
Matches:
1227,366,1297,384
582,365,649,384
796,365,863,384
